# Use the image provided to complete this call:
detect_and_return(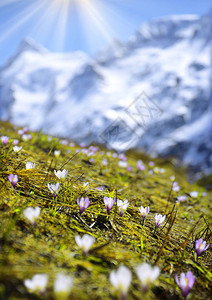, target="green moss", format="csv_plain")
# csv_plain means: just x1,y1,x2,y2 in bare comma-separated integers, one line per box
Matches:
0,121,211,299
